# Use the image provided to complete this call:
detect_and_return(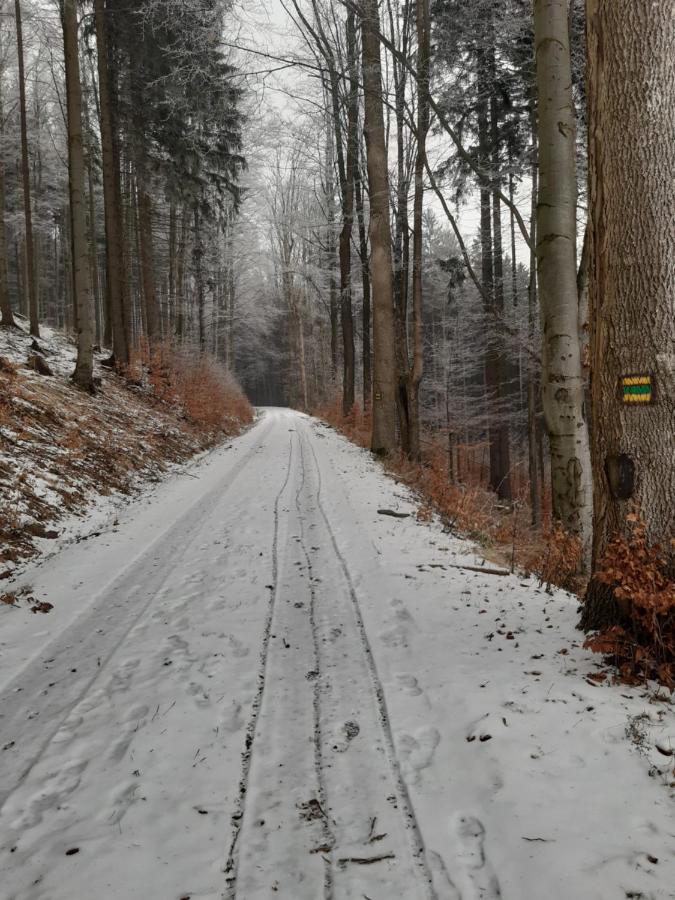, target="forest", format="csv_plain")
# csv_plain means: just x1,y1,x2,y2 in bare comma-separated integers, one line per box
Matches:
0,0,673,674
0,2,674,897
